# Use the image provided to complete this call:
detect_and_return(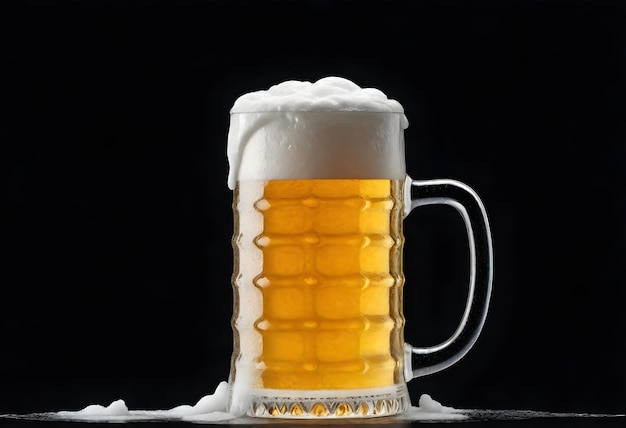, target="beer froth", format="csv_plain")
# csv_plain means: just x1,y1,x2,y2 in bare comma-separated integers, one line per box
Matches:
230,77,406,114
227,77,409,190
